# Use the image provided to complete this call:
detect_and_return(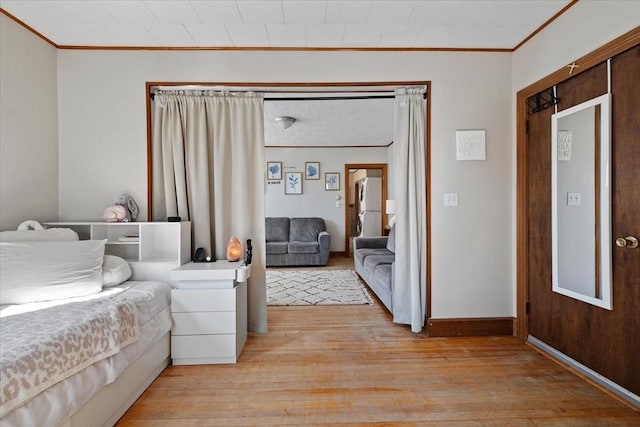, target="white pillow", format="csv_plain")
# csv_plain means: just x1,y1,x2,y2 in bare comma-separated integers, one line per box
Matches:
0,228,79,242
0,239,106,304
102,255,132,287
